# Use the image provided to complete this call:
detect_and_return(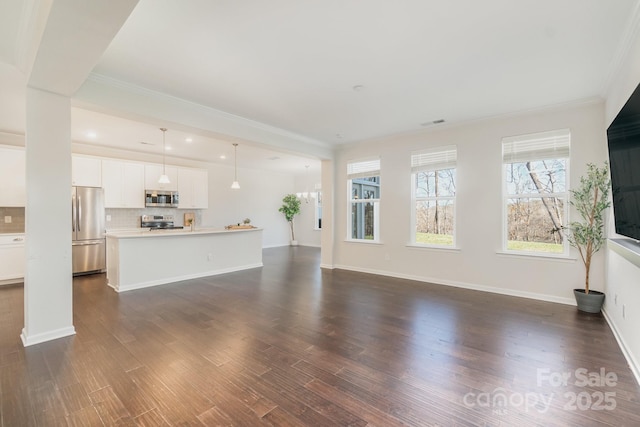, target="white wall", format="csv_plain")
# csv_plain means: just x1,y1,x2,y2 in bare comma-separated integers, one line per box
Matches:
202,164,293,248
603,23,640,383
331,101,608,304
